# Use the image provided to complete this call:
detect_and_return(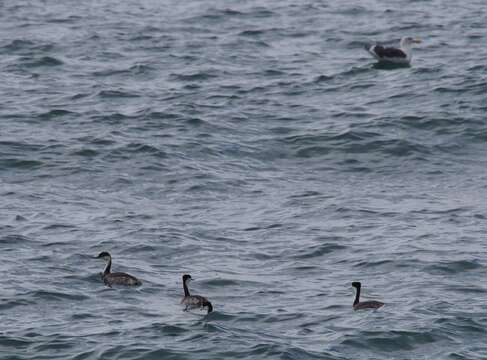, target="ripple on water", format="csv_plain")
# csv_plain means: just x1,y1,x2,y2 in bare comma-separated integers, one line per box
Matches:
436,316,486,335
0,158,44,170
71,148,99,157
340,329,441,352
170,71,219,82
0,235,37,249
0,298,31,310
22,56,64,67
424,260,482,275
0,336,33,350
27,290,90,302
97,90,141,99
291,243,347,260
